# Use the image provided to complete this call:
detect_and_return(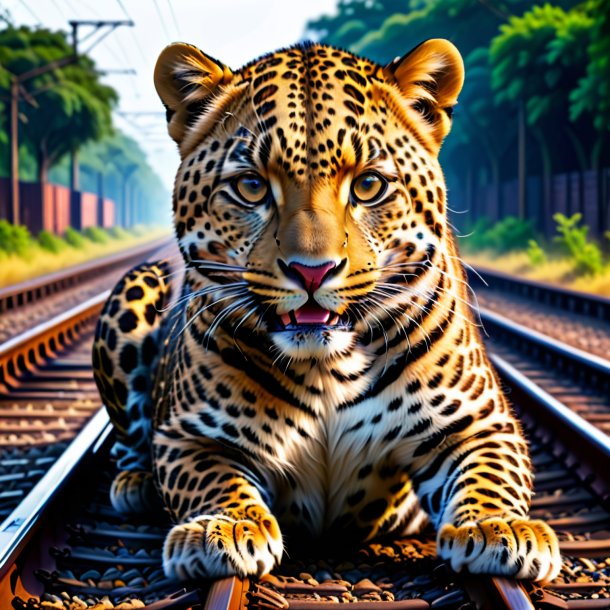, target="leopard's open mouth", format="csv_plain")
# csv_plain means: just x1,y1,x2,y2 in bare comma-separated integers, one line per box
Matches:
268,299,352,331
